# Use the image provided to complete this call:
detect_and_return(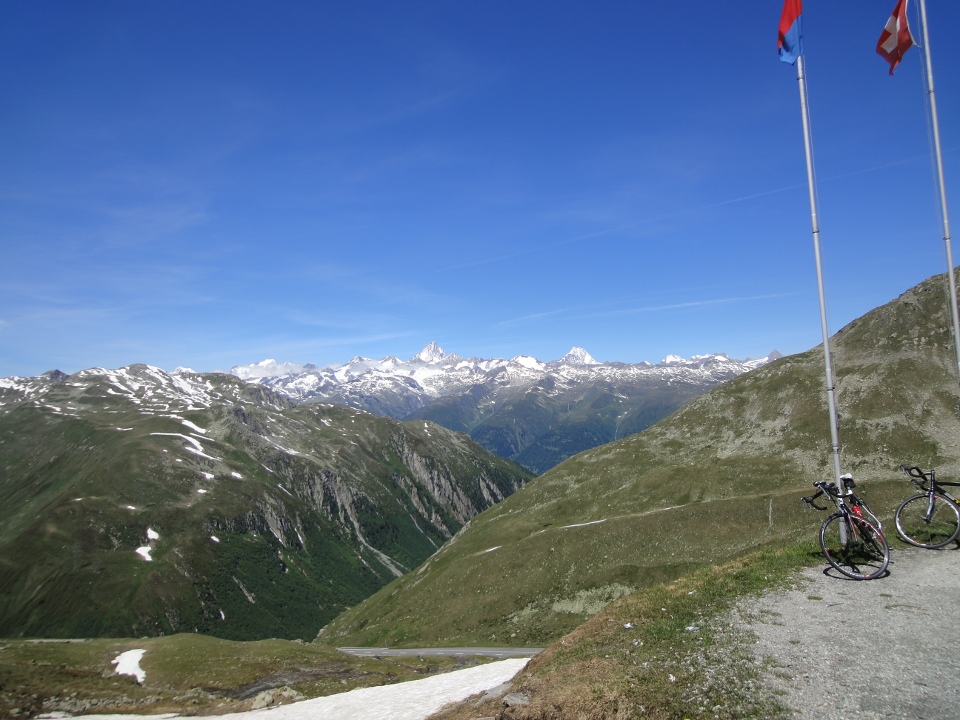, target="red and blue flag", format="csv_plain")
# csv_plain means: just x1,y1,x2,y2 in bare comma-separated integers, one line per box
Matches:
778,0,803,65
